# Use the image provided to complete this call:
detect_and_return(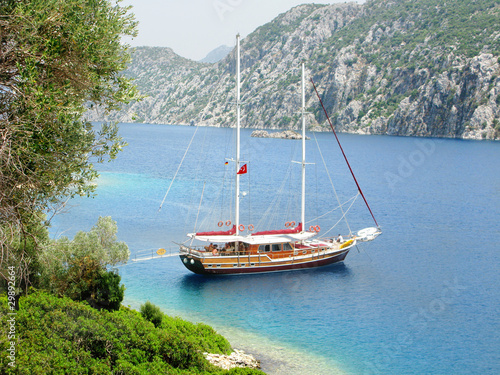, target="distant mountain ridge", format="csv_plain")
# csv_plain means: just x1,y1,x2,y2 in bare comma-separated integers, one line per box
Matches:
200,45,232,63
87,0,500,140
